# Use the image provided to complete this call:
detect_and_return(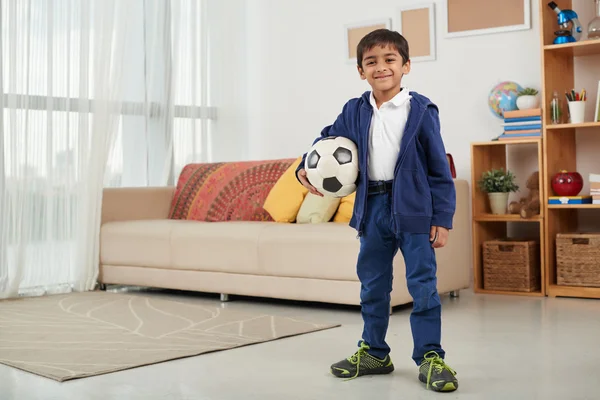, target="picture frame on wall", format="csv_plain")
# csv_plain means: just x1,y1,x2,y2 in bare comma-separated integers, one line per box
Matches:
344,18,392,64
444,0,531,38
395,3,436,62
